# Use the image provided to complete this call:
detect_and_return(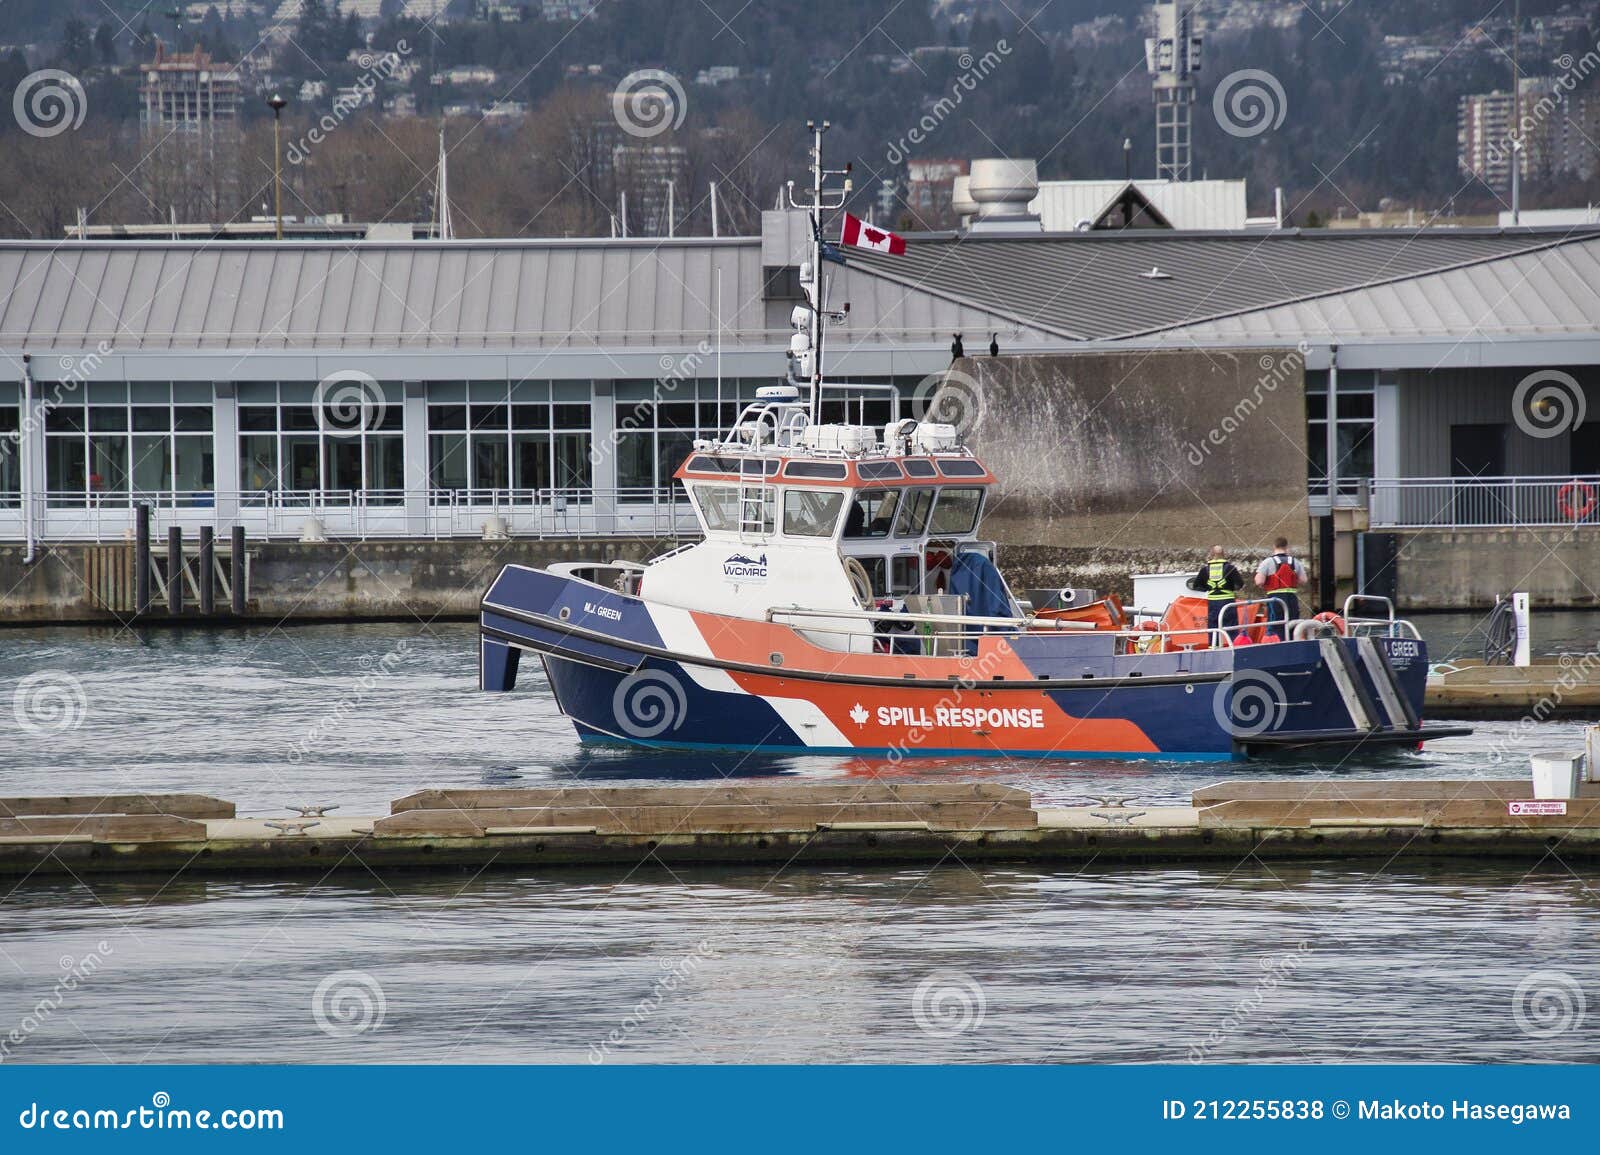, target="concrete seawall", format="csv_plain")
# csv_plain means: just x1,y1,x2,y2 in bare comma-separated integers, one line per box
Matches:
0,538,680,624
